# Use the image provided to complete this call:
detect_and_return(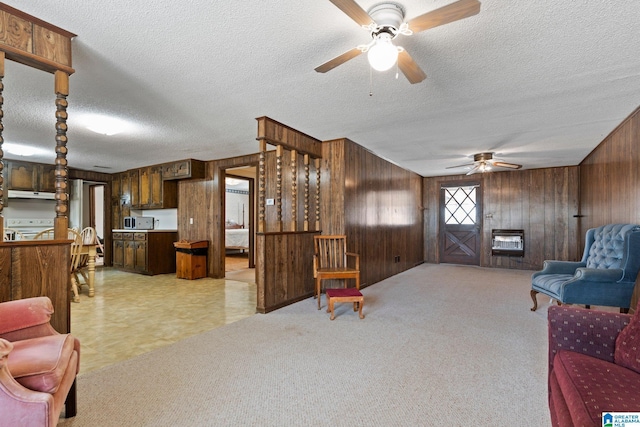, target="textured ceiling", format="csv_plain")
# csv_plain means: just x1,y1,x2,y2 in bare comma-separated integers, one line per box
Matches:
2,0,640,177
